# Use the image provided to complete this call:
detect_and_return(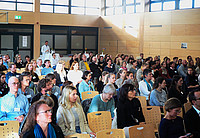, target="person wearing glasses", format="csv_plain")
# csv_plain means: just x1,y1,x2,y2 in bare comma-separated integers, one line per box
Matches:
21,100,64,138
31,78,58,124
184,89,200,138
159,98,191,138
0,77,29,122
